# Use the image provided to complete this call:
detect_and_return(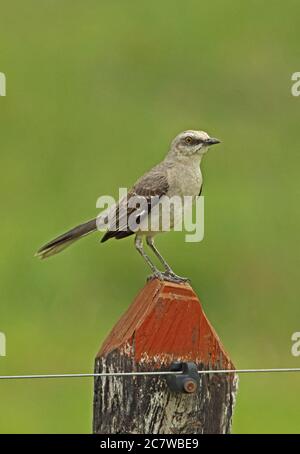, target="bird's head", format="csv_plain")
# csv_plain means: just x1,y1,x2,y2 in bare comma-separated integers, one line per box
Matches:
169,130,220,159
